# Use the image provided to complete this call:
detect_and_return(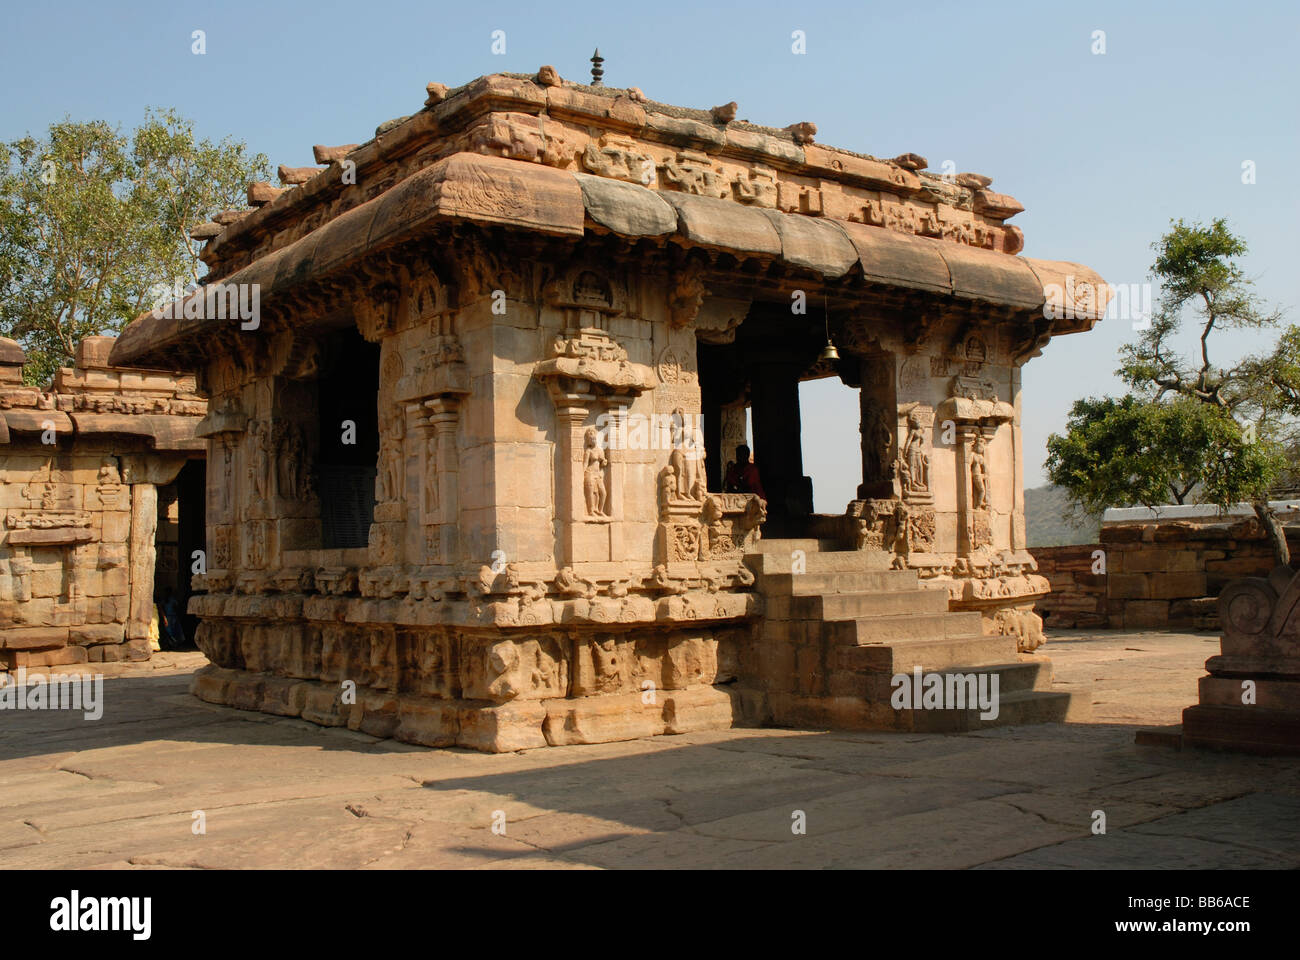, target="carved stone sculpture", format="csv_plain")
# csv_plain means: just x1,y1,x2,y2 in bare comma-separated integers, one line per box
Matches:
899,410,930,498
860,401,893,485
970,436,989,509
249,422,272,502
582,426,609,518
377,415,404,503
